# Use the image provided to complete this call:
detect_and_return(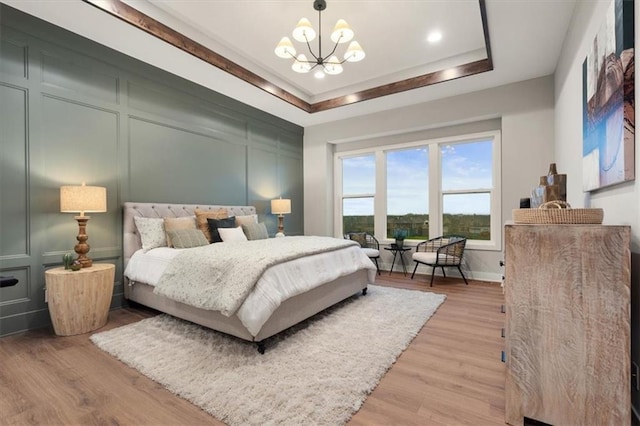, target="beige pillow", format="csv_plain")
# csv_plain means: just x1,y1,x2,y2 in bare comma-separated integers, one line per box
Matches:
195,208,228,242
235,214,258,227
164,216,196,247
